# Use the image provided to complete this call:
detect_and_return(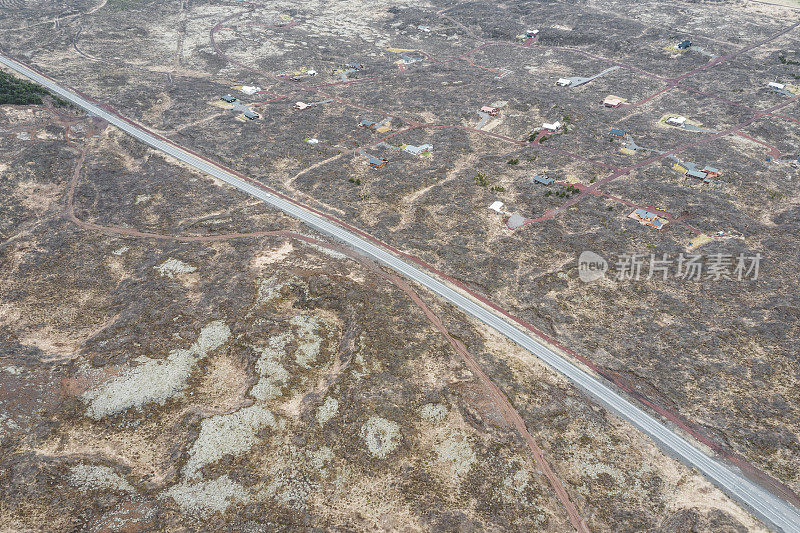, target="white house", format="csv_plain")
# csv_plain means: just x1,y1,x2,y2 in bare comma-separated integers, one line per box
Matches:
557,78,572,87
241,86,262,95
489,201,504,213
769,81,786,90
666,115,687,126
542,121,562,131
403,144,433,156
294,101,311,110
